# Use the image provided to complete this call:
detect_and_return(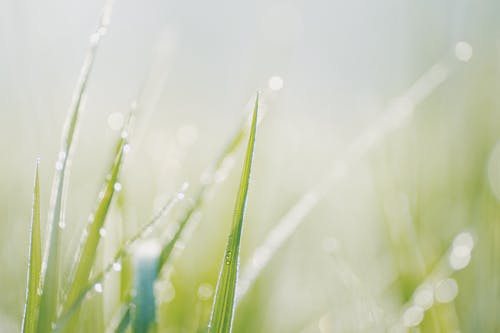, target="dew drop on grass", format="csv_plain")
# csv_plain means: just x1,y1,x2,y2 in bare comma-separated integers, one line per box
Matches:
123,144,131,154
402,305,424,327
107,112,124,131
197,283,213,301
435,278,458,303
413,284,434,309
112,262,122,272
113,182,122,192
225,251,232,265
455,41,473,62
94,283,103,293
89,32,100,45
99,228,106,237
268,76,284,91
58,221,66,229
